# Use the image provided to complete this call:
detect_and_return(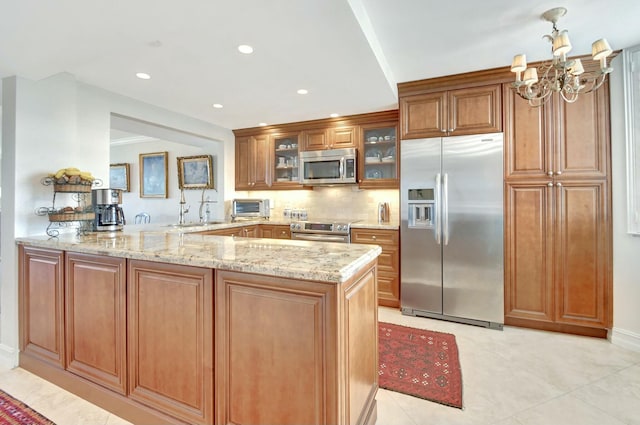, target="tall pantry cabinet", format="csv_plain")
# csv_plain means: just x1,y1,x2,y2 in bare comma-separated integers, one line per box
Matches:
503,82,612,337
